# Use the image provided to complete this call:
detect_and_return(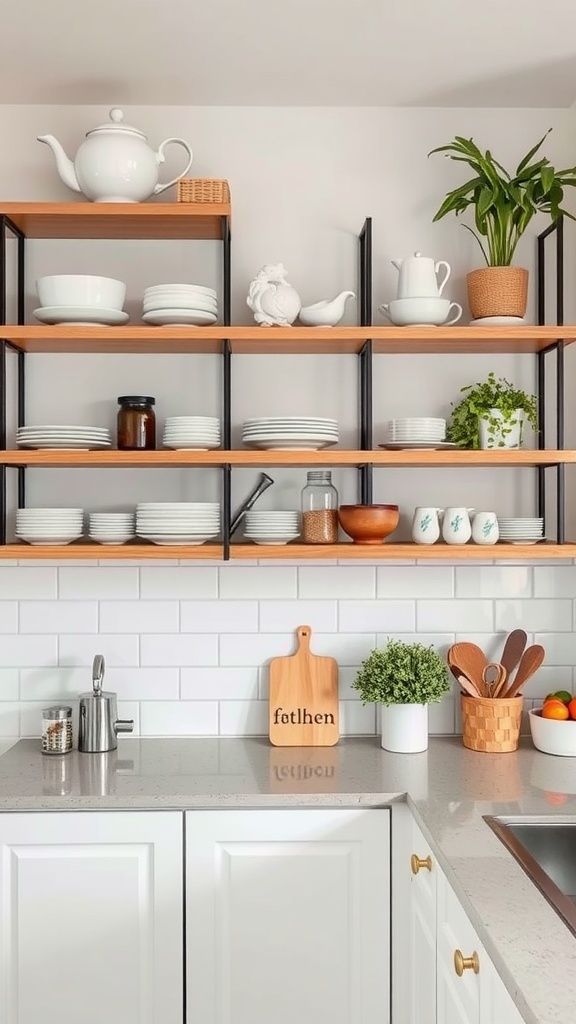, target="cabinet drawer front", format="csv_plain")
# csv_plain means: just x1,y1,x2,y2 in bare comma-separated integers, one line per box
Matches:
437,871,482,1024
